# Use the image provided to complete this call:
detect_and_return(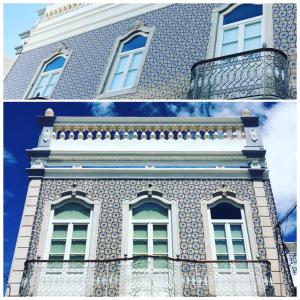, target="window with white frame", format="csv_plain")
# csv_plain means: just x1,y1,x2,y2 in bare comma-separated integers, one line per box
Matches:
30,55,66,99
46,201,92,268
103,33,148,93
130,201,172,269
217,4,263,56
209,202,251,268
